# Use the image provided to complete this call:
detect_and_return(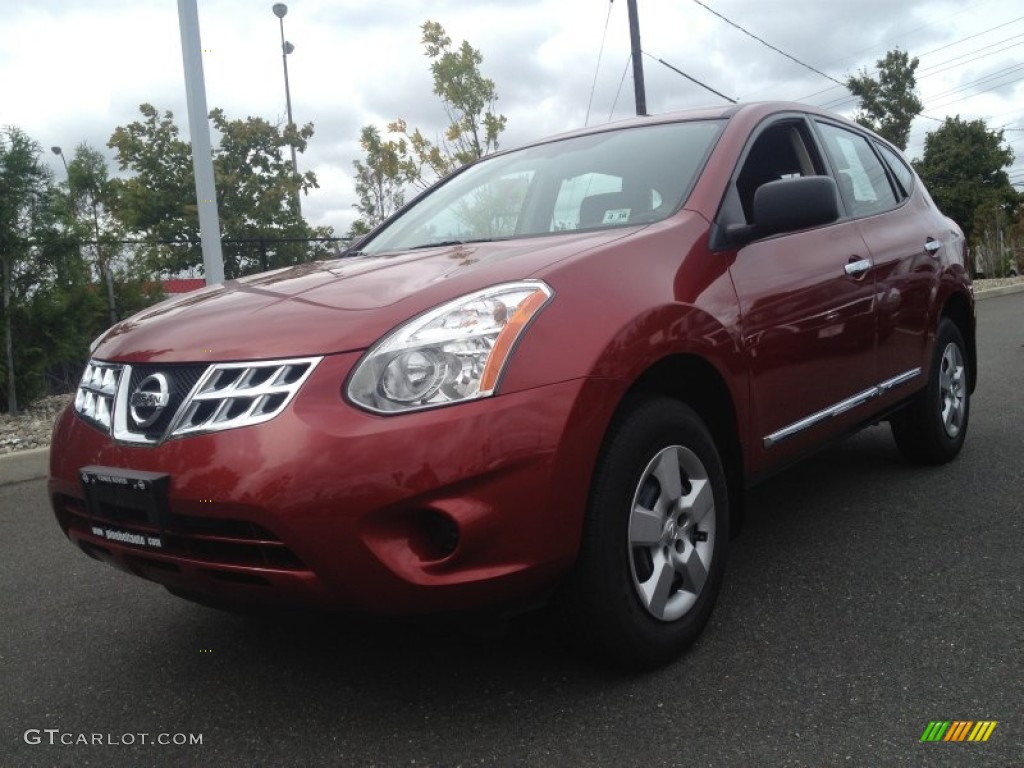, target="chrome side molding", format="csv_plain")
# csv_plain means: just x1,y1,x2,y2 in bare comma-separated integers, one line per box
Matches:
763,368,922,448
